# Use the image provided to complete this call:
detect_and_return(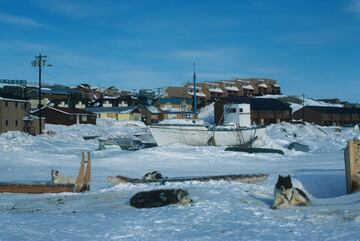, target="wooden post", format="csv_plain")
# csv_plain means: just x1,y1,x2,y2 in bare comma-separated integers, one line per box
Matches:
345,140,360,194
83,152,91,191
75,152,85,192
